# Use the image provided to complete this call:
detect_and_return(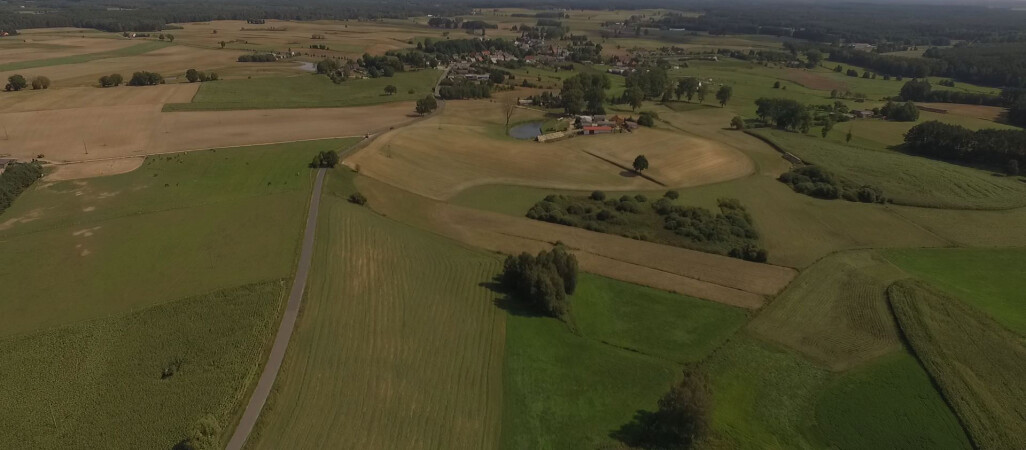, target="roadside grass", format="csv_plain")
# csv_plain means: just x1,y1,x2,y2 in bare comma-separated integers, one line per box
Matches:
249,176,506,449
750,128,1026,209
812,351,972,450
747,251,905,370
0,41,168,72
884,248,1026,336
0,281,285,449
889,280,1026,450
701,334,830,450
502,273,745,448
162,69,438,111
0,139,355,337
